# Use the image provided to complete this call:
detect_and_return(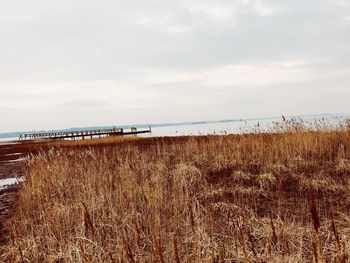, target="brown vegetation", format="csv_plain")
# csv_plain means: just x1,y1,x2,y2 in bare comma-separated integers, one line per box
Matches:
1,123,350,262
